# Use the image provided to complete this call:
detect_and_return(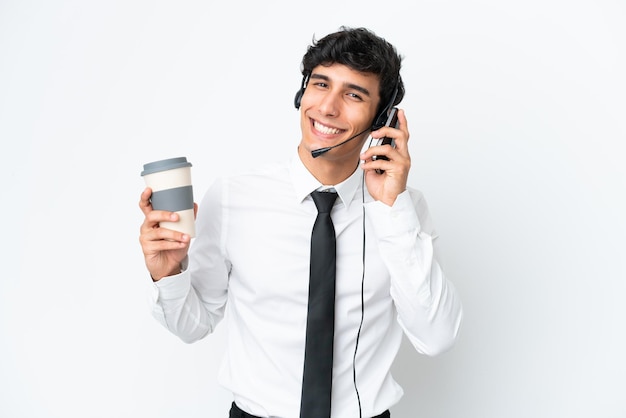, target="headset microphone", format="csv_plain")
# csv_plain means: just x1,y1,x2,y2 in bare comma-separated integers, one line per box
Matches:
311,127,371,158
